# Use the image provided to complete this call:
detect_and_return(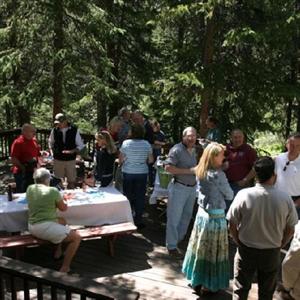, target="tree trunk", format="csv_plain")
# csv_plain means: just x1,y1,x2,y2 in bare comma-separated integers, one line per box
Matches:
17,107,31,126
221,100,231,142
8,0,30,126
199,11,216,137
96,92,108,129
105,0,122,119
295,2,300,132
52,0,64,119
293,1,300,133
285,99,293,138
5,104,12,127
296,100,300,133
172,111,182,142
